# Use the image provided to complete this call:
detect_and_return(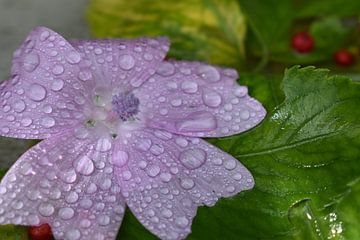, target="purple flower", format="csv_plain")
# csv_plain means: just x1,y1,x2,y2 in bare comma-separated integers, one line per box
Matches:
0,27,266,240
